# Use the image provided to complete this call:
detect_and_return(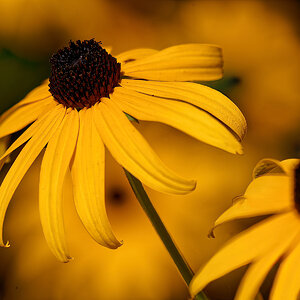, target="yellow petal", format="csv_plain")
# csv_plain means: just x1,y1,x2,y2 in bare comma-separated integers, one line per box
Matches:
190,212,298,297
116,48,158,64
0,98,55,139
121,79,246,141
21,80,51,103
253,158,286,179
0,103,63,169
122,44,223,81
39,109,79,262
111,87,243,154
213,176,294,228
104,46,112,54
71,108,121,249
235,219,300,300
0,136,11,170
253,158,300,179
244,175,292,209
0,105,66,247
279,159,300,175
271,237,300,300
0,82,51,124
0,136,9,157
93,99,196,194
